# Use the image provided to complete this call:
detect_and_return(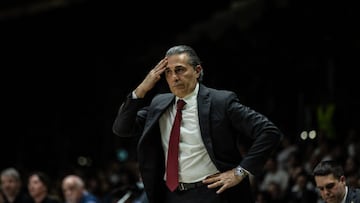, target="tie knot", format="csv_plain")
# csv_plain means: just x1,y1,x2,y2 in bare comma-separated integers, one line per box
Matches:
177,99,186,111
